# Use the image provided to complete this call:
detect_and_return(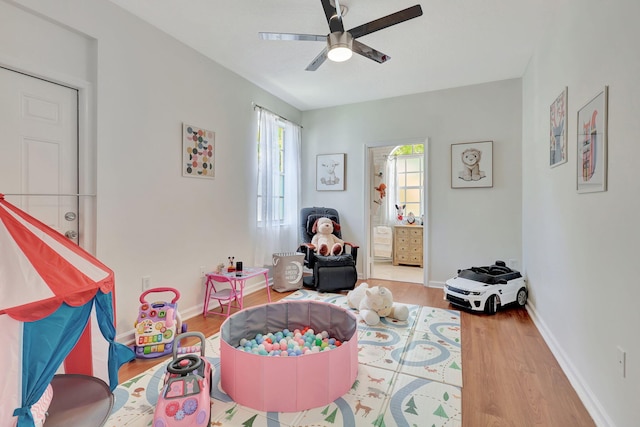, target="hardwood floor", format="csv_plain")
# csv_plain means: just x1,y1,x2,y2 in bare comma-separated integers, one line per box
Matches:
118,280,595,427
